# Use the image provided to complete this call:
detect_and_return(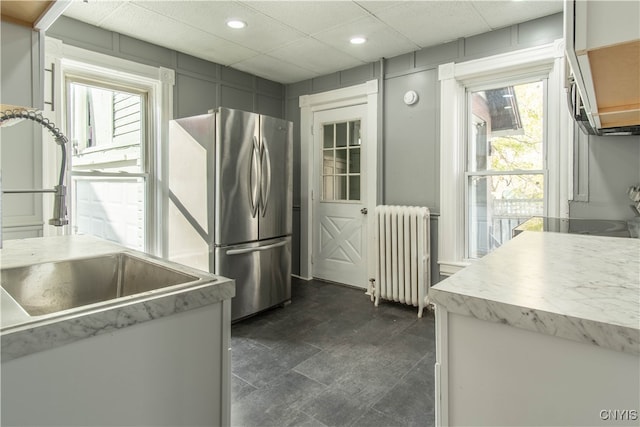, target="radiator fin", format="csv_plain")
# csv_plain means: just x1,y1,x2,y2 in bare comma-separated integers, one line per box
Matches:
373,205,431,317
